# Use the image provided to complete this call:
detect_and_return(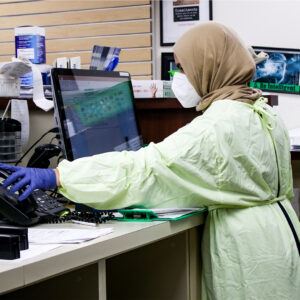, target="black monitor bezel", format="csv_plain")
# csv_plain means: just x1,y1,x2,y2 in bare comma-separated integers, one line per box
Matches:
51,68,142,161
